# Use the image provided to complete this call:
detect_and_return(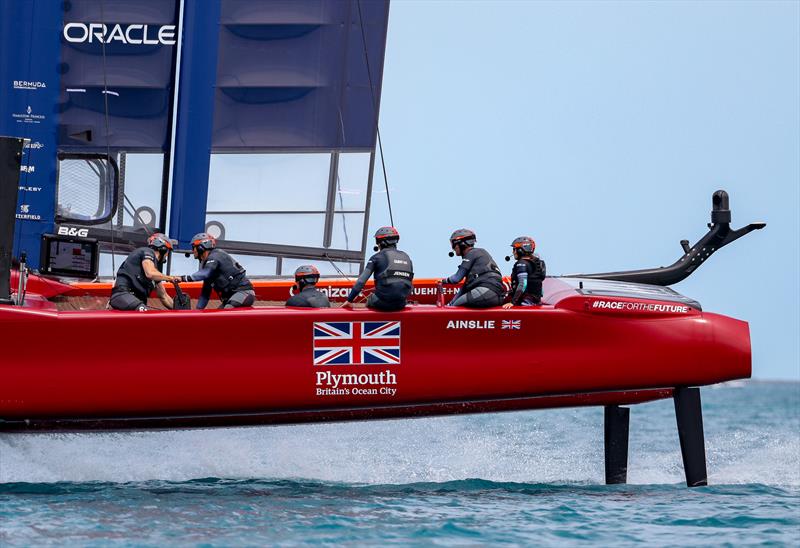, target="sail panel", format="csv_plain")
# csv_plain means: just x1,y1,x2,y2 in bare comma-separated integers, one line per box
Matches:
211,0,389,150
58,0,180,150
